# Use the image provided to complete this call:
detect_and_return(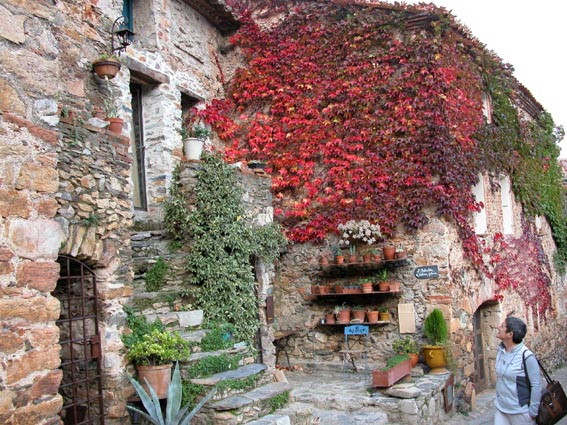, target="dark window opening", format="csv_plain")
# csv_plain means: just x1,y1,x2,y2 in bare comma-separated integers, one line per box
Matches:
131,83,147,210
